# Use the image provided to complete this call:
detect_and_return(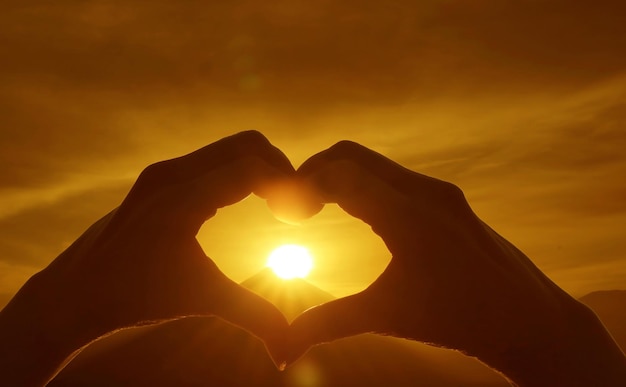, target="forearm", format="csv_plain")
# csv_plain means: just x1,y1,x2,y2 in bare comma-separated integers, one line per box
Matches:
0,272,104,386
484,301,626,387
